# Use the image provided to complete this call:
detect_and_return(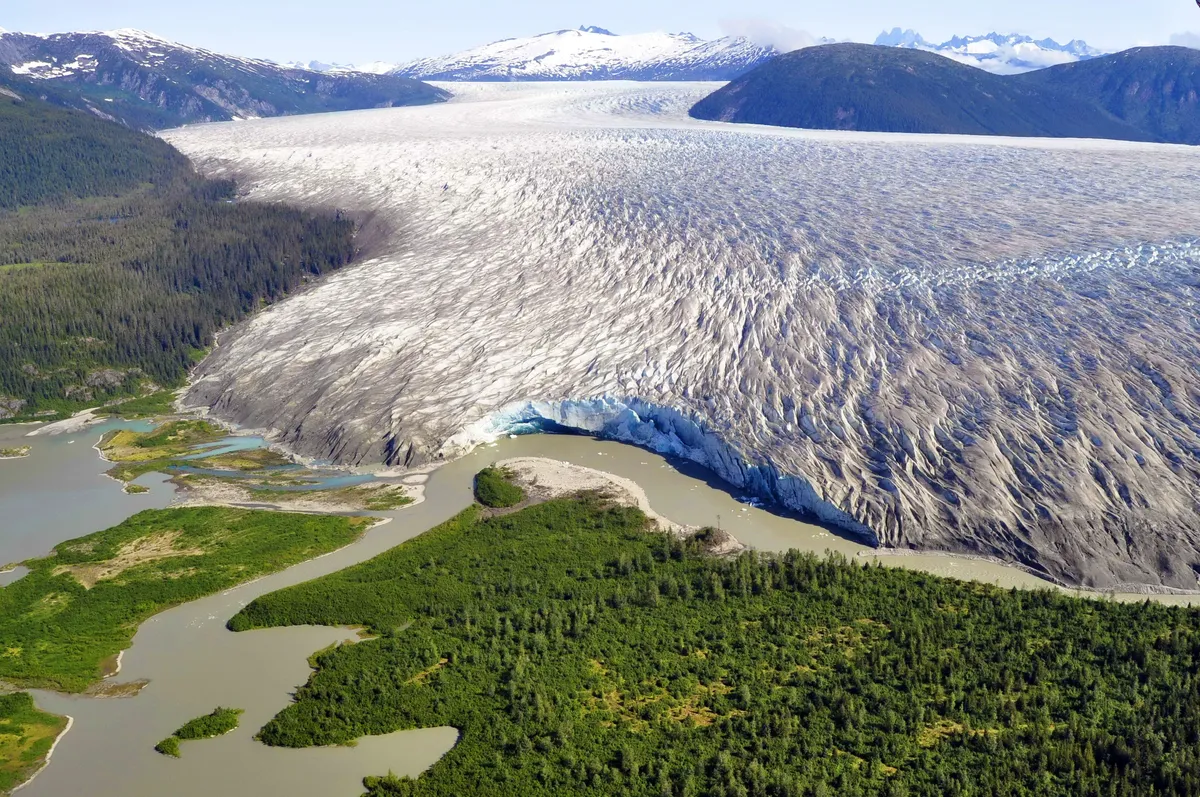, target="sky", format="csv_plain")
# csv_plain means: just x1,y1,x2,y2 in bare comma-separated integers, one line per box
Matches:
4,0,1199,65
